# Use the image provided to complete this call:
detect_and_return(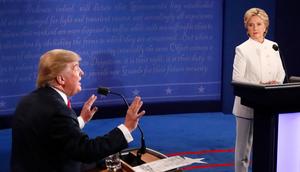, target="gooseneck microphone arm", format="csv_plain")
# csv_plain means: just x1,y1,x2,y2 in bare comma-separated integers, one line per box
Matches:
109,91,146,156
97,87,146,156
273,44,289,83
